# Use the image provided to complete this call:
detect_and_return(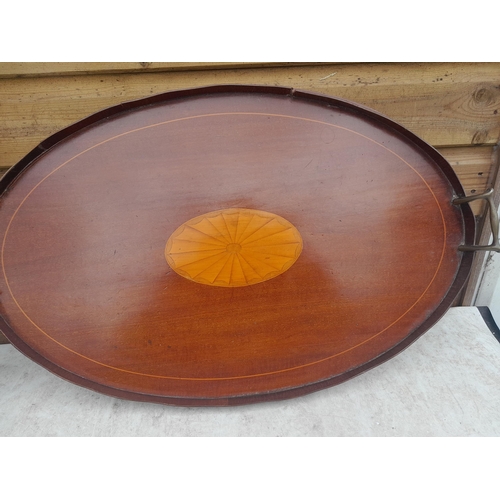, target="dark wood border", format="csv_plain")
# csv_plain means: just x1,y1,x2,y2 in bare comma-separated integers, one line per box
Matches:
0,85,476,406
